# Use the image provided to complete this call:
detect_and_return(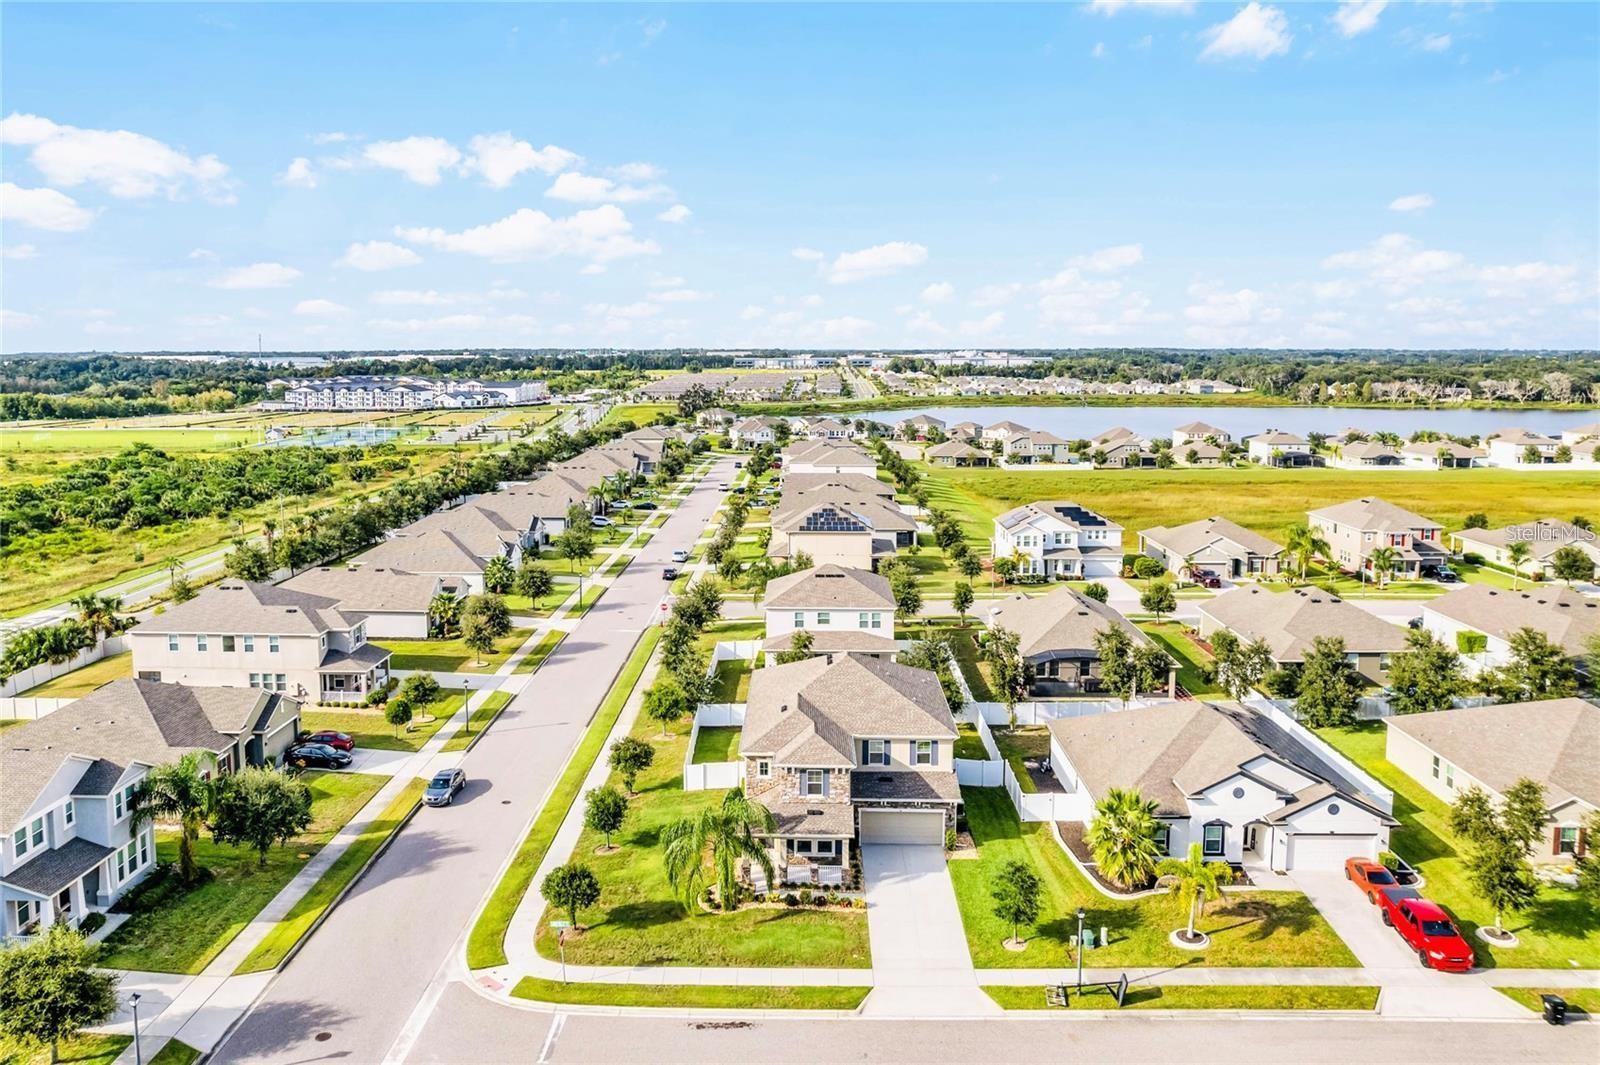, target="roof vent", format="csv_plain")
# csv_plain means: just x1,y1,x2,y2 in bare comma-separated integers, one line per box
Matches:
876,775,893,783
779,703,789,714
